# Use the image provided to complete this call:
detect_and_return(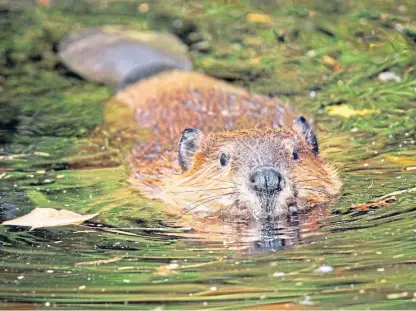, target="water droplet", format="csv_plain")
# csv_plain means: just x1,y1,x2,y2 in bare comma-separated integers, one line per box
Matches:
273,271,285,277
314,265,334,273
